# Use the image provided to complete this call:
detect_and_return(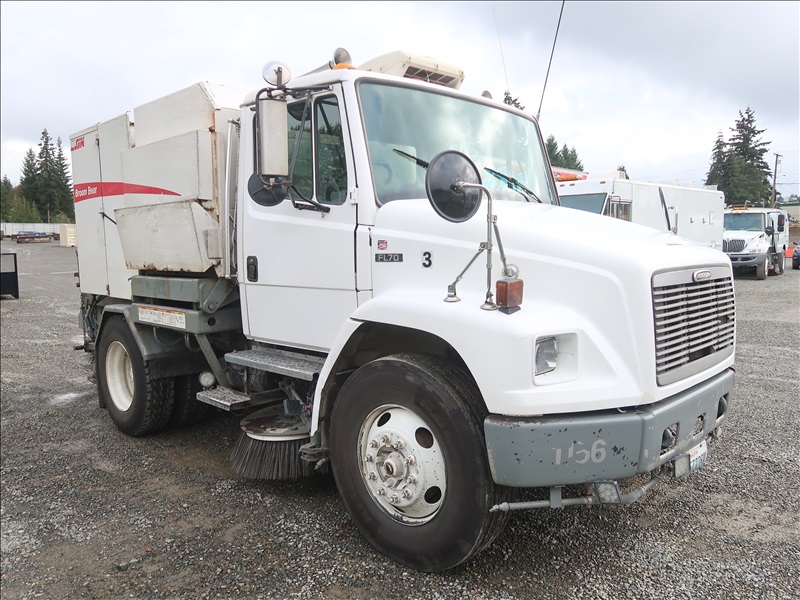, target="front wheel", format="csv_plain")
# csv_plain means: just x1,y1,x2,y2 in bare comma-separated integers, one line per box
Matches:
773,252,785,275
97,317,174,436
329,353,514,572
755,260,767,280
